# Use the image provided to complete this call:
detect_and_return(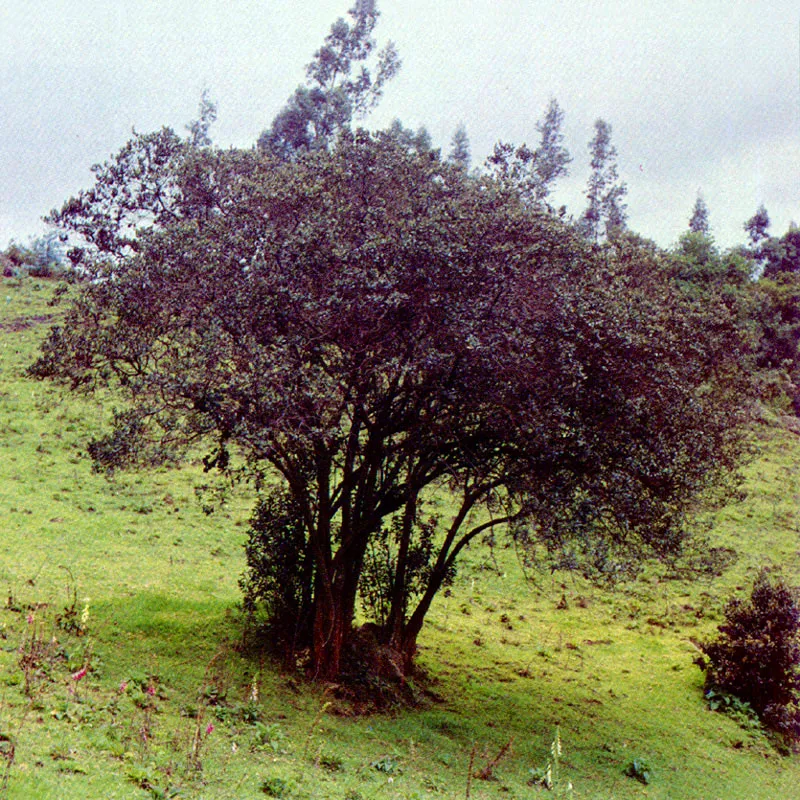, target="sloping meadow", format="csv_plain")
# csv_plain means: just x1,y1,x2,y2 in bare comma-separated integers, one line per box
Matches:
2,276,800,798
